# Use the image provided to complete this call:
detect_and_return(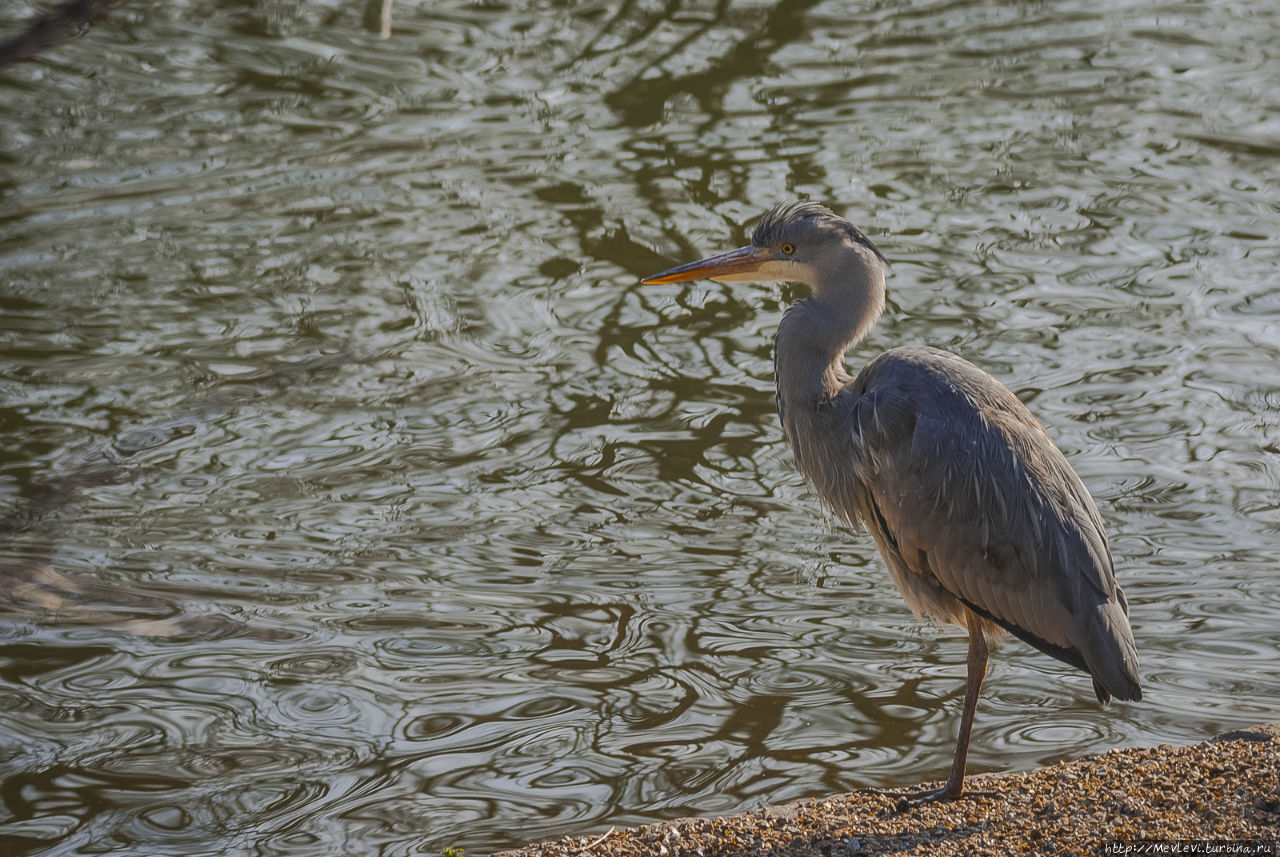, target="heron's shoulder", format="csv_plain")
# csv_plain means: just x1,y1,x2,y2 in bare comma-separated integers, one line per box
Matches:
853,346,1020,409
